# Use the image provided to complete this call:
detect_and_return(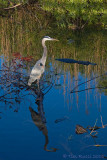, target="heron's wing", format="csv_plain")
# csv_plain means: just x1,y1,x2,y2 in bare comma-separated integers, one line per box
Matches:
28,68,41,86
28,60,45,86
